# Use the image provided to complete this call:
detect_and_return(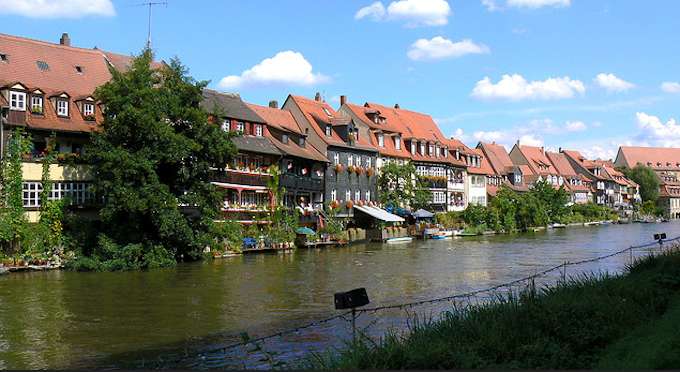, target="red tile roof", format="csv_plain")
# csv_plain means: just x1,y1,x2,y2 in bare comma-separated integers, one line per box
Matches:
289,95,376,151
247,103,303,135
467,148,494,175
341,103,410,159
477,142,514,176
517,145,555,176
617,146,680,171
546,151,577,177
